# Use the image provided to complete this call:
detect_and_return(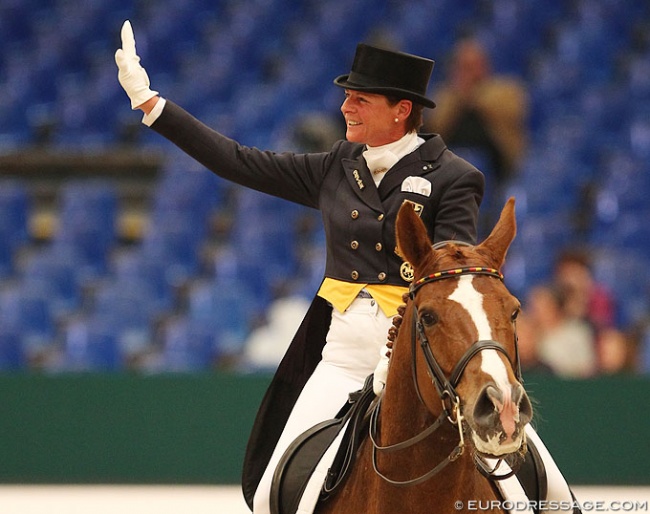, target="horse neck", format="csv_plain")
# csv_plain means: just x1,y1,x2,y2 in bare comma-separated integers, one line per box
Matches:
379,303,463,460
355,302,490,514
